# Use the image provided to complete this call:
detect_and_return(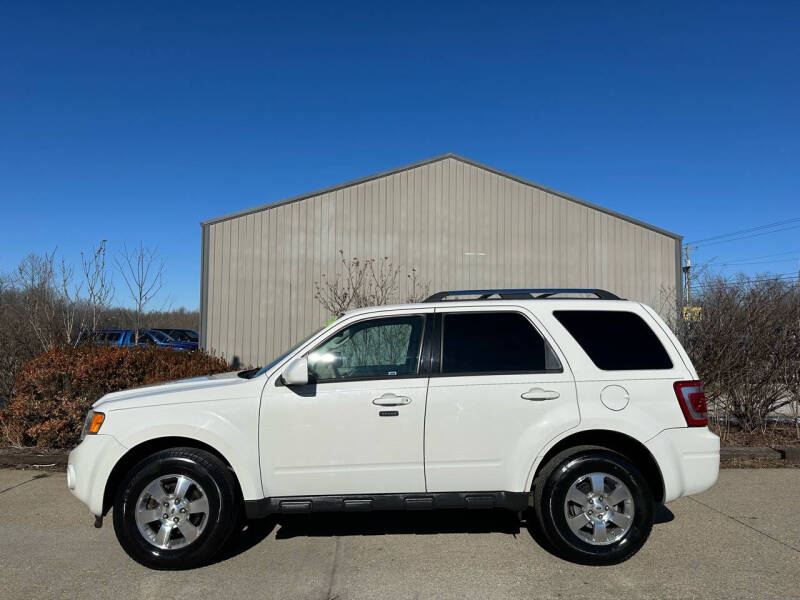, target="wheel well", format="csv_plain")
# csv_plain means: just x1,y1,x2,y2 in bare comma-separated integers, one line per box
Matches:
102,437,242,515
532,430,665,503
